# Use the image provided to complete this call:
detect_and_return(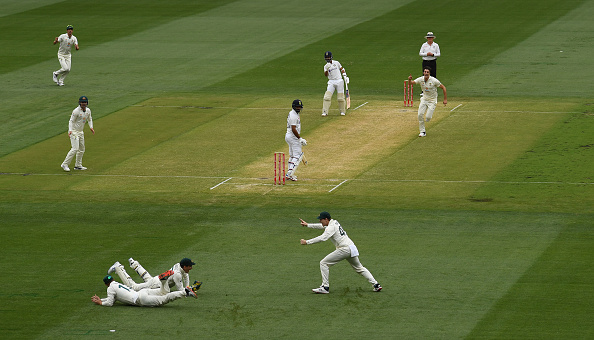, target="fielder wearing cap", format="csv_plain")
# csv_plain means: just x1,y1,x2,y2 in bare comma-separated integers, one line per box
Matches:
419,31,440,78
52,25,79,86
110,257,196,295
60,96,94,172
299,212,382,294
